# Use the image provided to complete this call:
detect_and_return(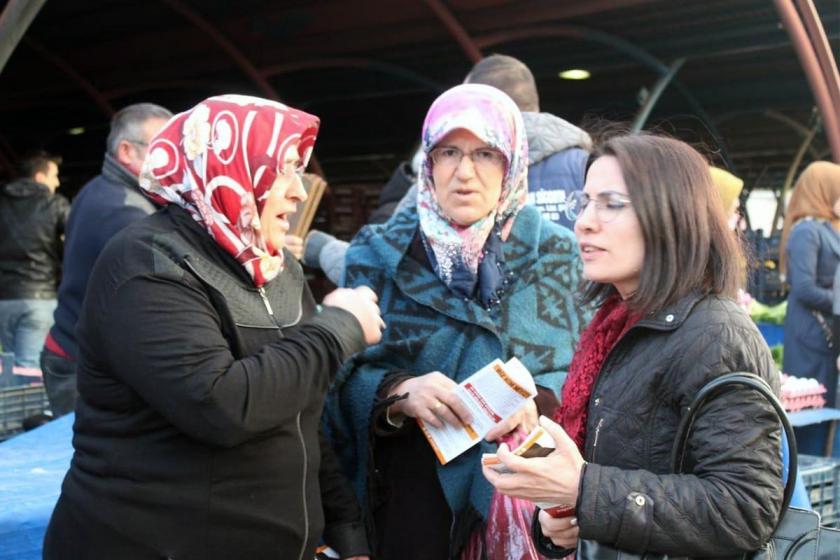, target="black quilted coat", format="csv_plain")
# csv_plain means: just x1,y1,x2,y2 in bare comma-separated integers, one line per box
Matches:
537,291,784,558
